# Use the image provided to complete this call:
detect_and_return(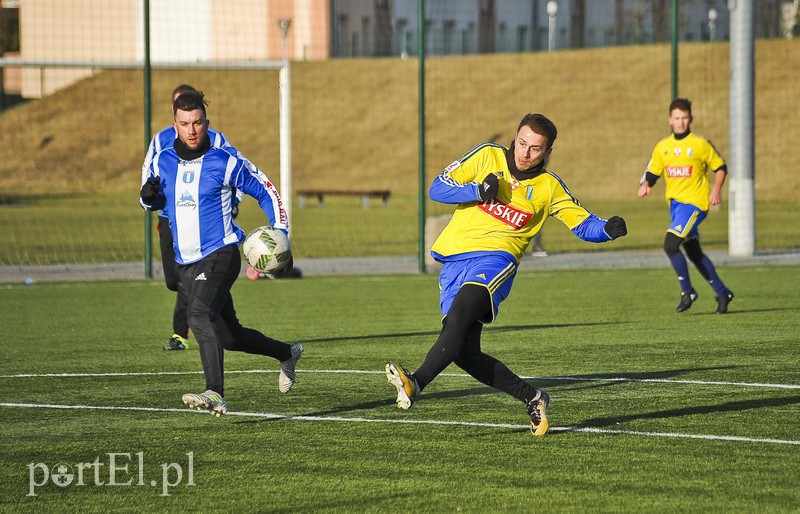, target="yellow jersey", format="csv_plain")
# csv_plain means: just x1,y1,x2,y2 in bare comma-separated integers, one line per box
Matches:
646,132,726,211
431,143,606,263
